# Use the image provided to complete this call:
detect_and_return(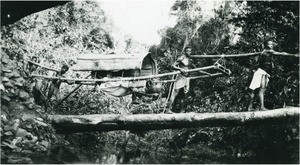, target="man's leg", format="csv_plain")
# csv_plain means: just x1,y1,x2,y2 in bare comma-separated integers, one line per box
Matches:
247,90,255,111
48,84,55,101
180,82,190,112
131,93,139,104
167,88,179,113
54,87,61,101
259,74,268,111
